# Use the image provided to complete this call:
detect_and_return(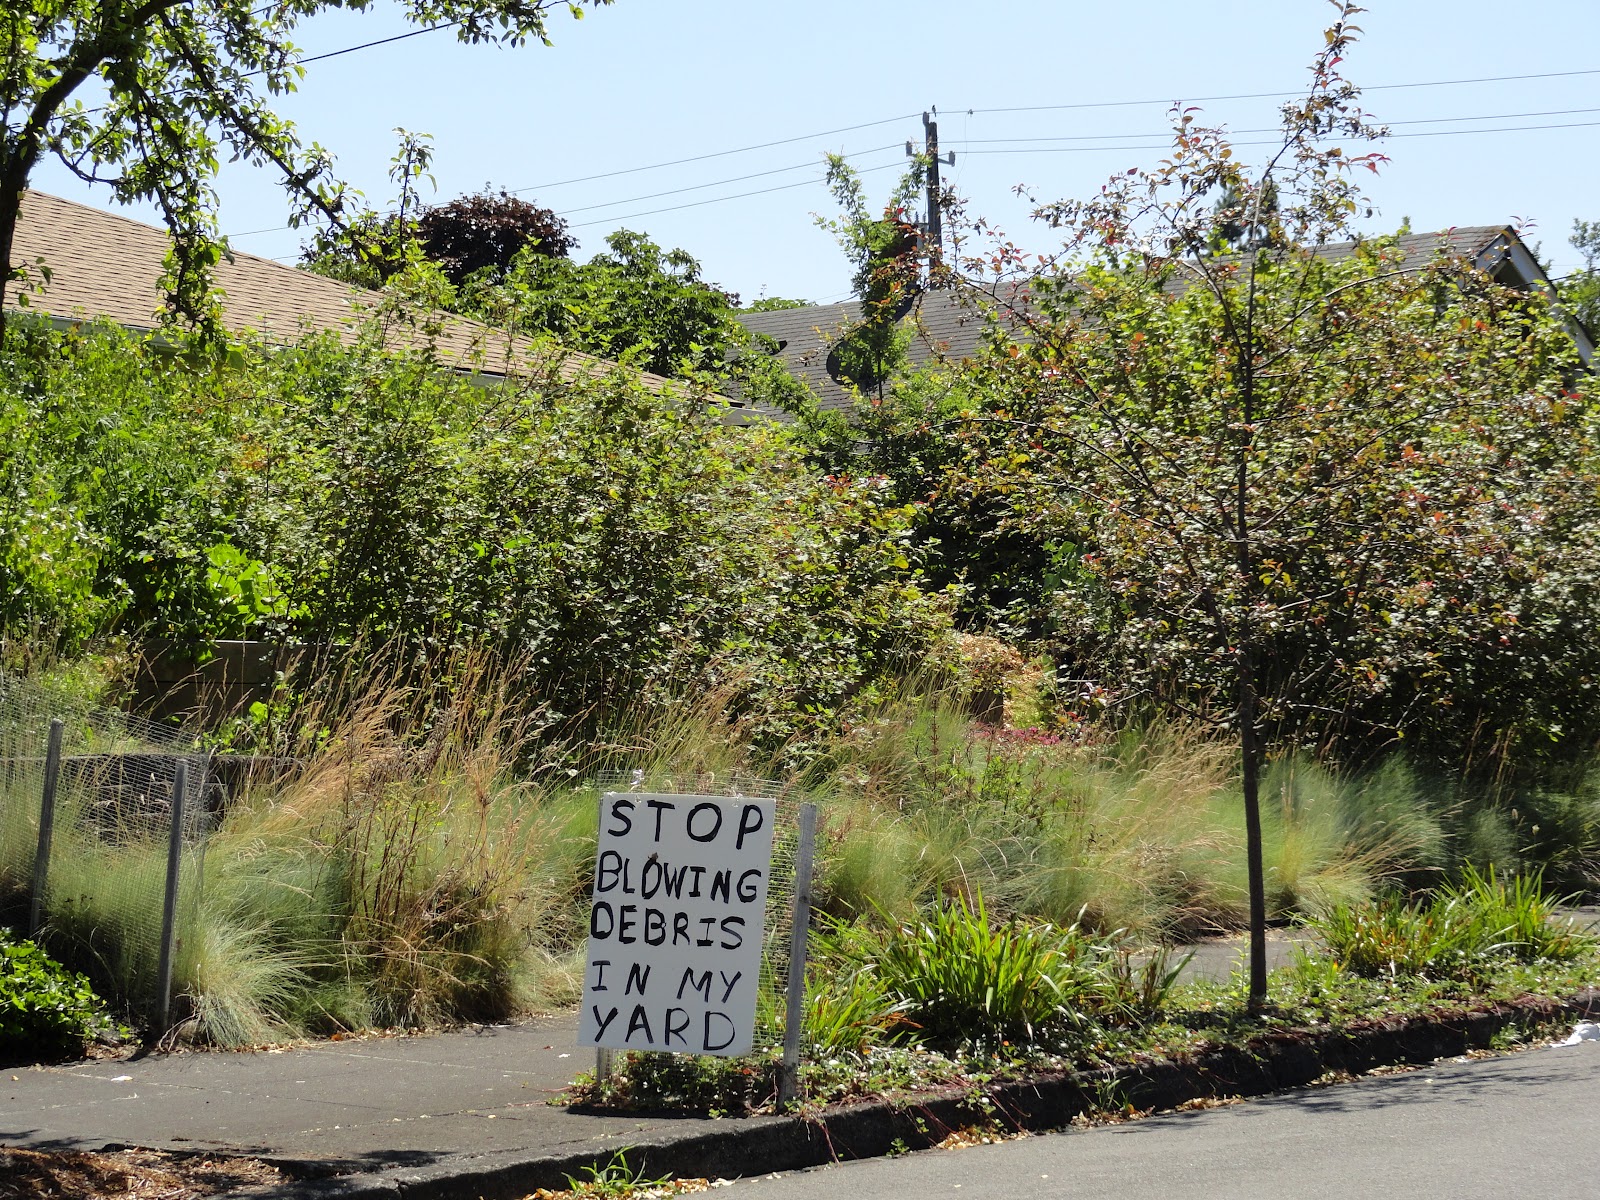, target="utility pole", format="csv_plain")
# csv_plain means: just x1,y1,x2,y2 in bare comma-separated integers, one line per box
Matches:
906,107,955,270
